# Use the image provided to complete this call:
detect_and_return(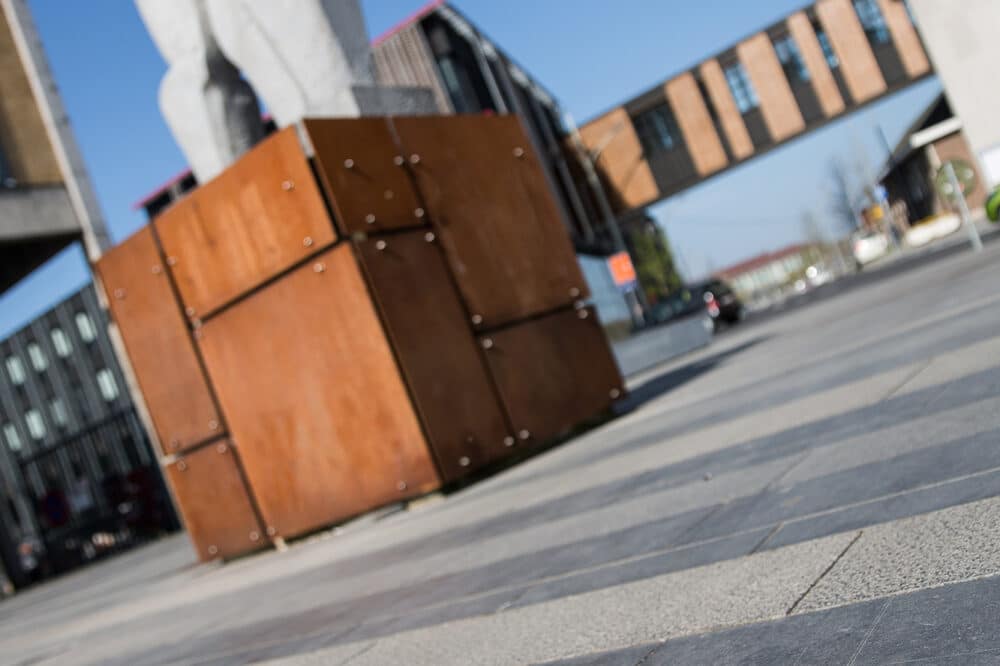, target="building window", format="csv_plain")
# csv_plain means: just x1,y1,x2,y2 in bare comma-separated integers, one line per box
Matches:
853,0,891,45
2,423,21,453
75,313,97,343
96,368,119,402
632,103,683,157
25,409,46,441
773,35,811,83
26,342,48,372
5,355,25,385
724,63,760,113
49,398,68,428
50,327,72,358
815,29,840,69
